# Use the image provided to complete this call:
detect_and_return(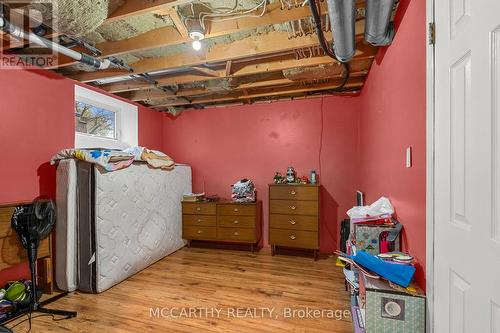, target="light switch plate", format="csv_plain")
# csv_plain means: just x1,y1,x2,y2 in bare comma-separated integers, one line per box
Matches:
406,147,412,168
